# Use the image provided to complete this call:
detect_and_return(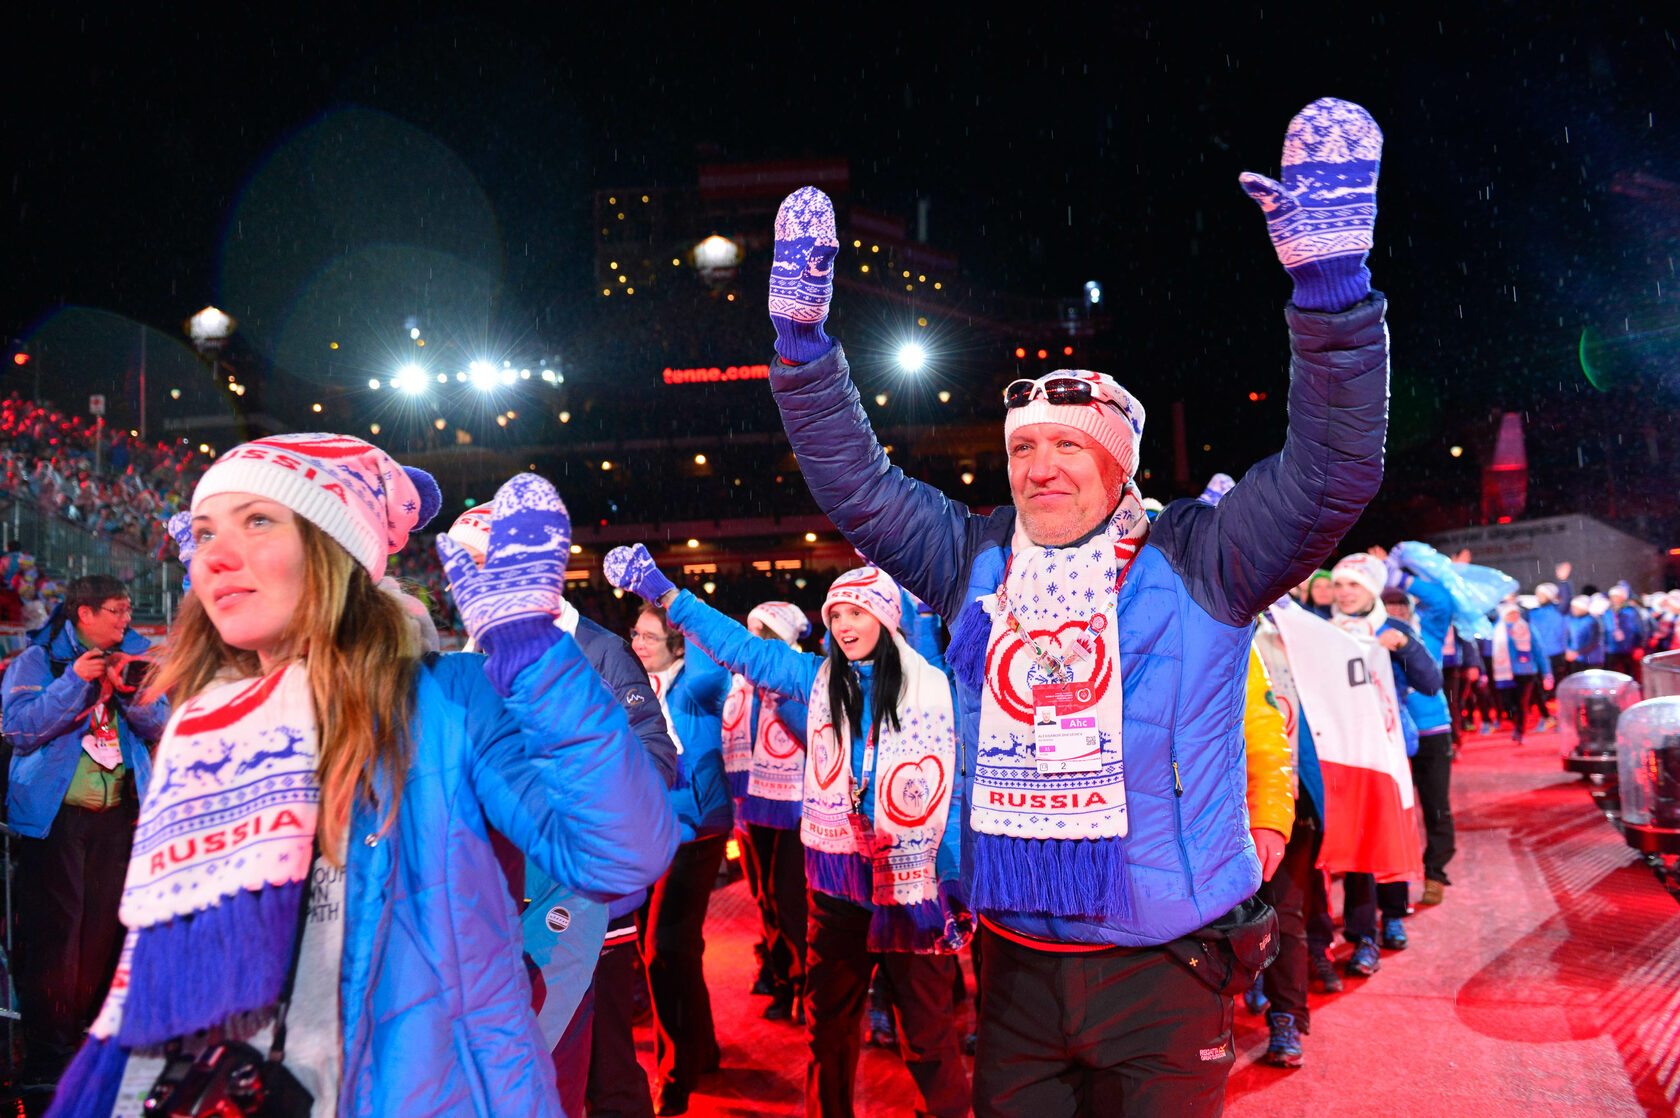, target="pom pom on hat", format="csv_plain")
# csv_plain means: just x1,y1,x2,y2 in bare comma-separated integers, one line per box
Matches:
823,567,903,634
405,467,442,529
192,433,430,579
